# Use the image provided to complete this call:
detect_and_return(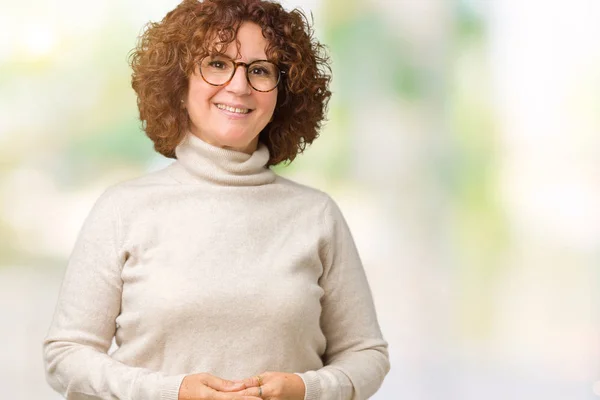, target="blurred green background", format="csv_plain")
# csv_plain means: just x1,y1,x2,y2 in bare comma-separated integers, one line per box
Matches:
1,0,599,398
